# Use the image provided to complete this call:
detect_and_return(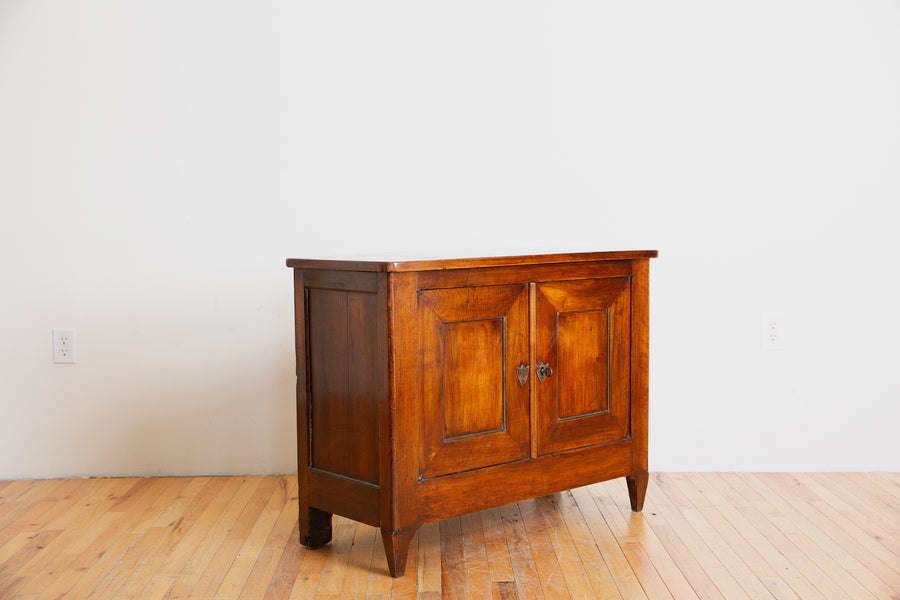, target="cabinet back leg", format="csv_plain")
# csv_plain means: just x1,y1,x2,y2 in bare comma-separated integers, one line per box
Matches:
381,527,416,578
626,472,649,511
299,506,333,548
